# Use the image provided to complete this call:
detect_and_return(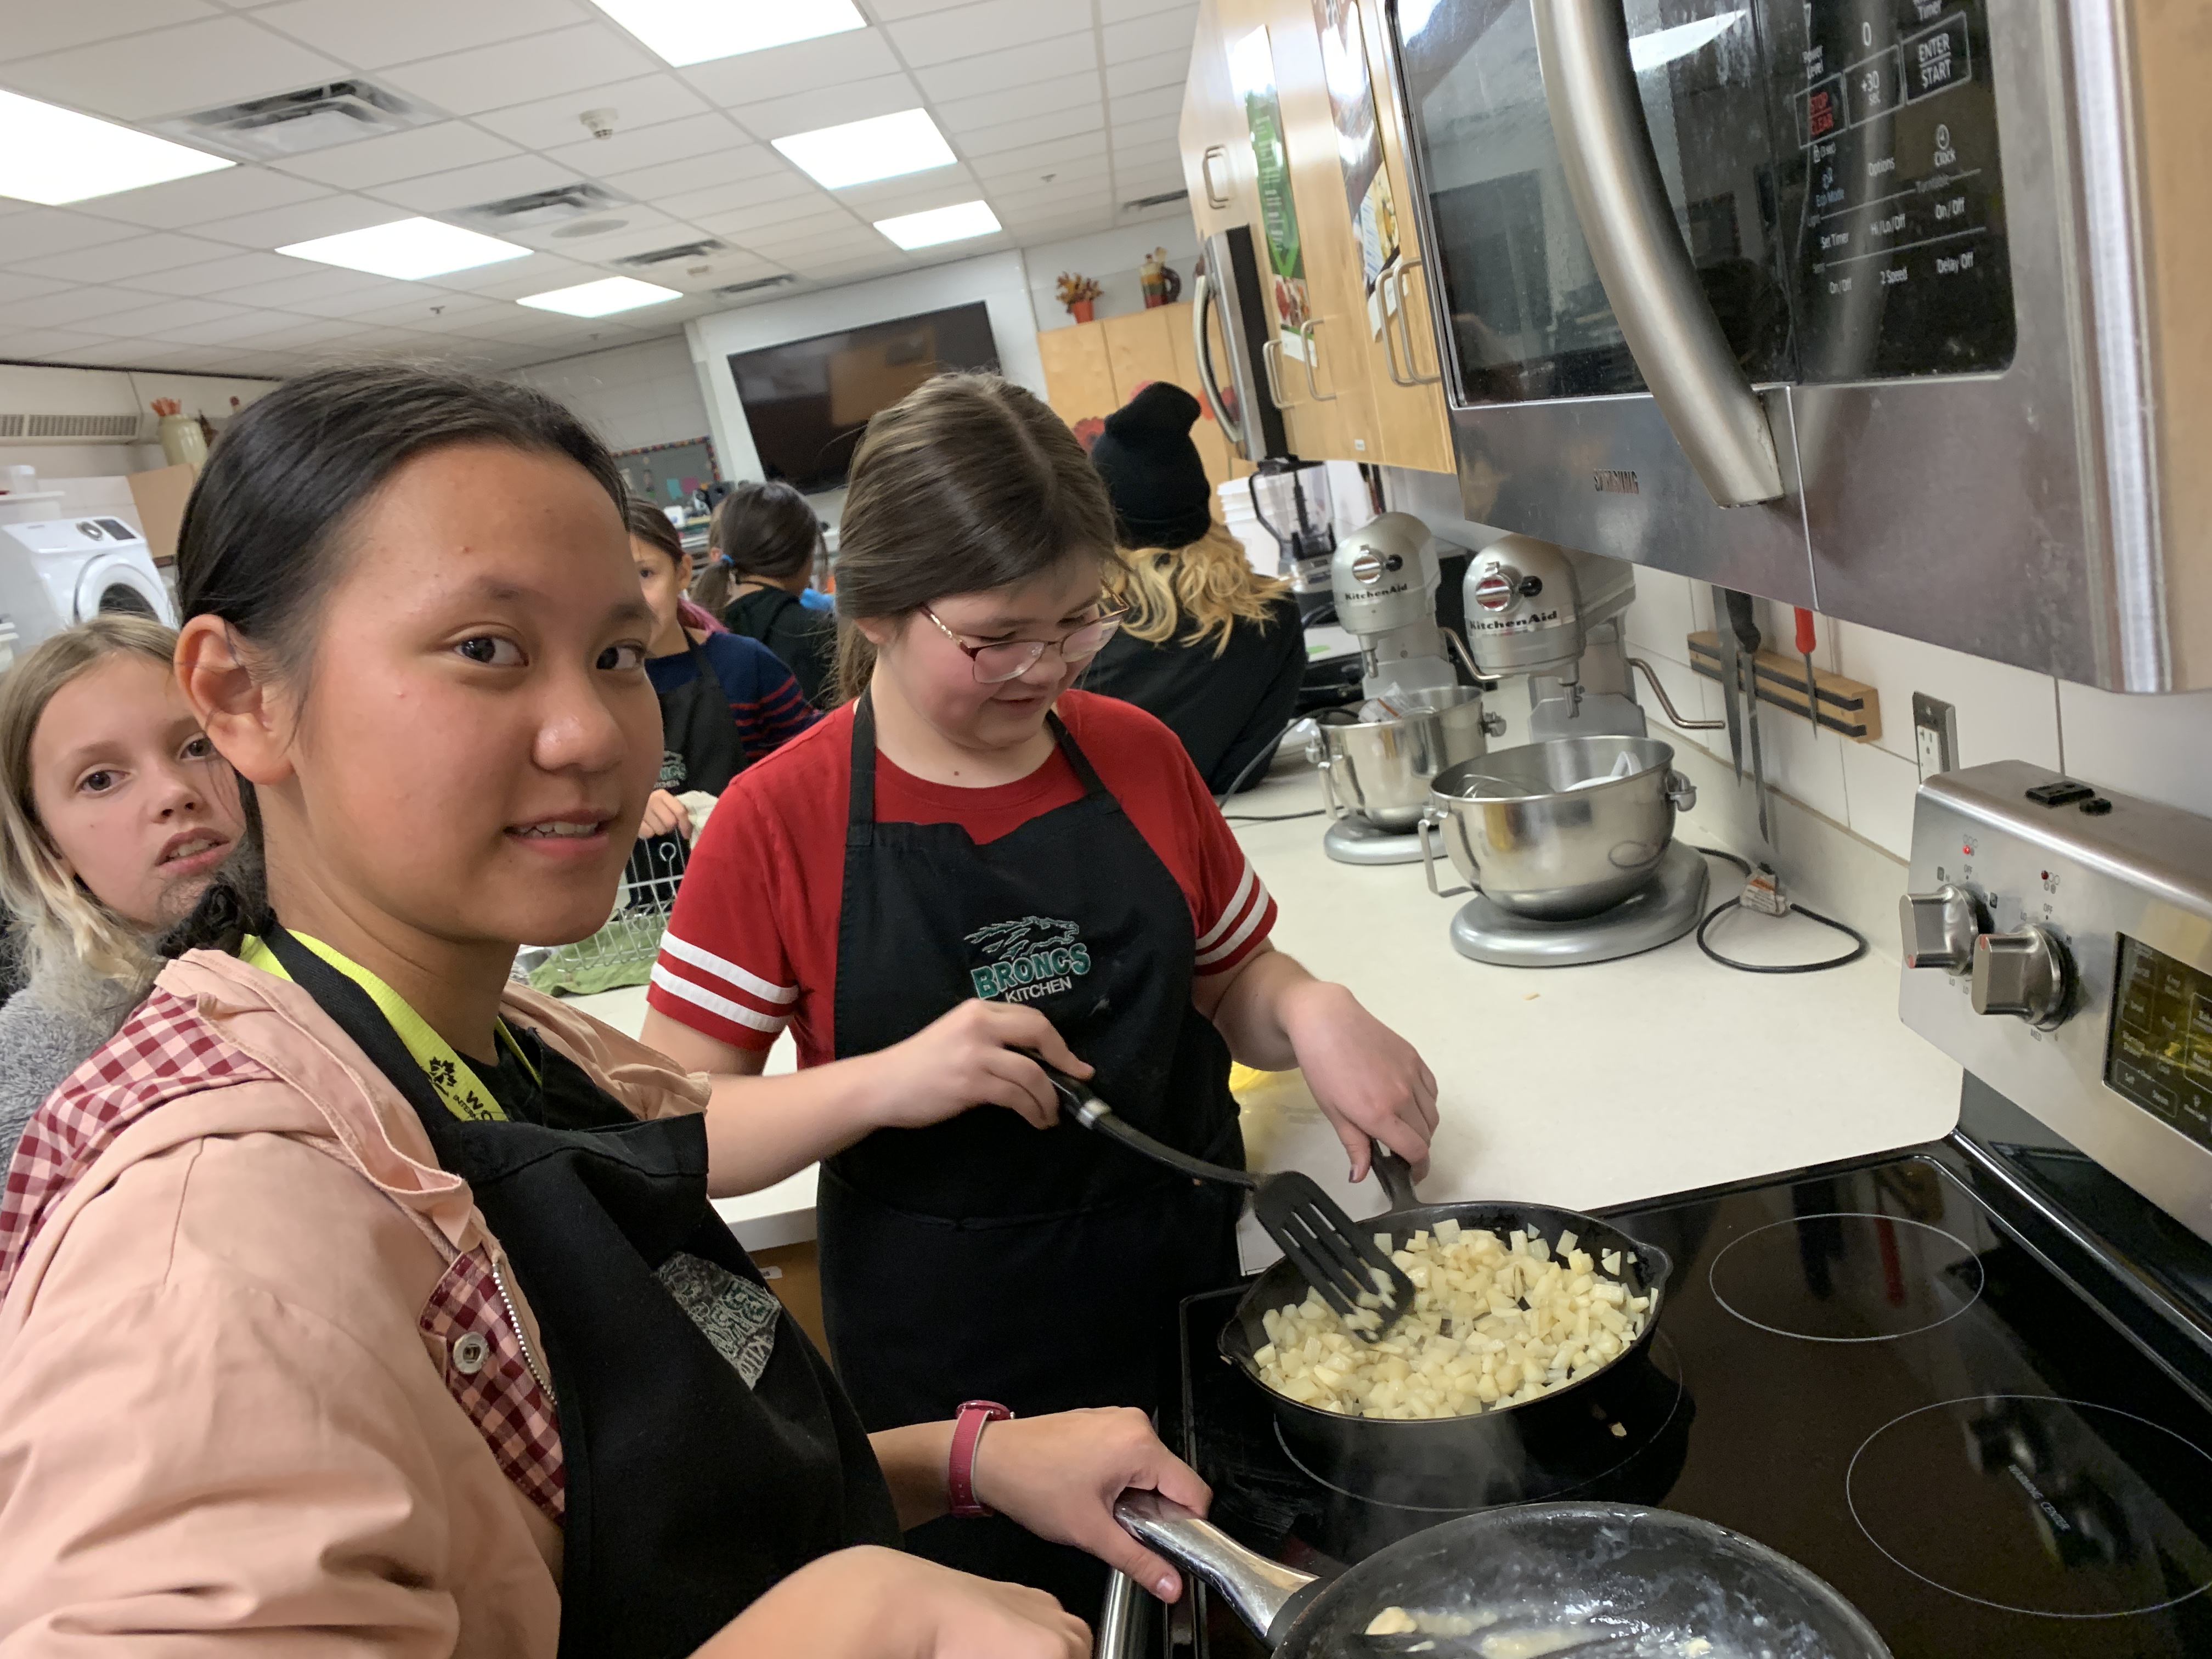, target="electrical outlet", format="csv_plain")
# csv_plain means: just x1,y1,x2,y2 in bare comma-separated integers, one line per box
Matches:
1912,693,1958,779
